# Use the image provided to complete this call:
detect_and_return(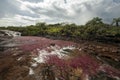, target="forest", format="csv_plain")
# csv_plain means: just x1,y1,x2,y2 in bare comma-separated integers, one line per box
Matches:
0,17,120,42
